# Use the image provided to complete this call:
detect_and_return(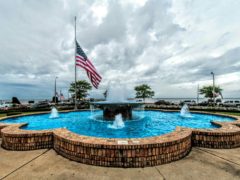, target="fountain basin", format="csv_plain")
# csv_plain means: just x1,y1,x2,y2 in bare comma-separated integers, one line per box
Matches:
0,109,240,167
0,110,239,168
0,110,236,138
92,101,143,120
